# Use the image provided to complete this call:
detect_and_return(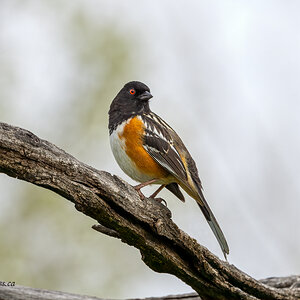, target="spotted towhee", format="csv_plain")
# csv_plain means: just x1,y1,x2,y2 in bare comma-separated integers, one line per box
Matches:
108,81,229,259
